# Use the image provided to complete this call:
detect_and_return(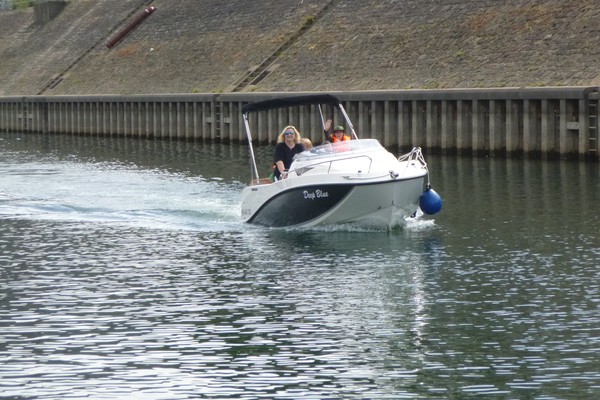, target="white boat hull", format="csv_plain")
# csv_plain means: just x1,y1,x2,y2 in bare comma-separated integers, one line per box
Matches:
308,176,426,227
241,142,428,229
